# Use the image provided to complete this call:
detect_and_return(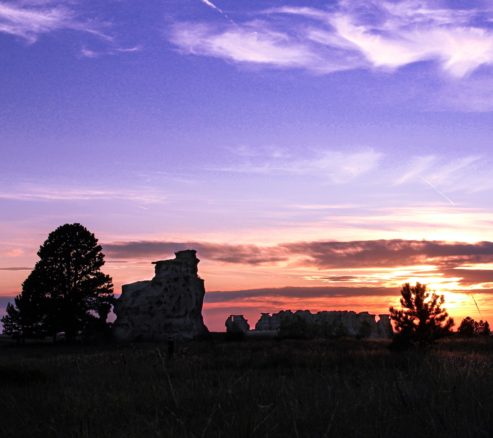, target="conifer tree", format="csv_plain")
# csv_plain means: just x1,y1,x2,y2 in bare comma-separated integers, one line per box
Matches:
1,223,114,341
2,269,48,339
390,282,454,348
